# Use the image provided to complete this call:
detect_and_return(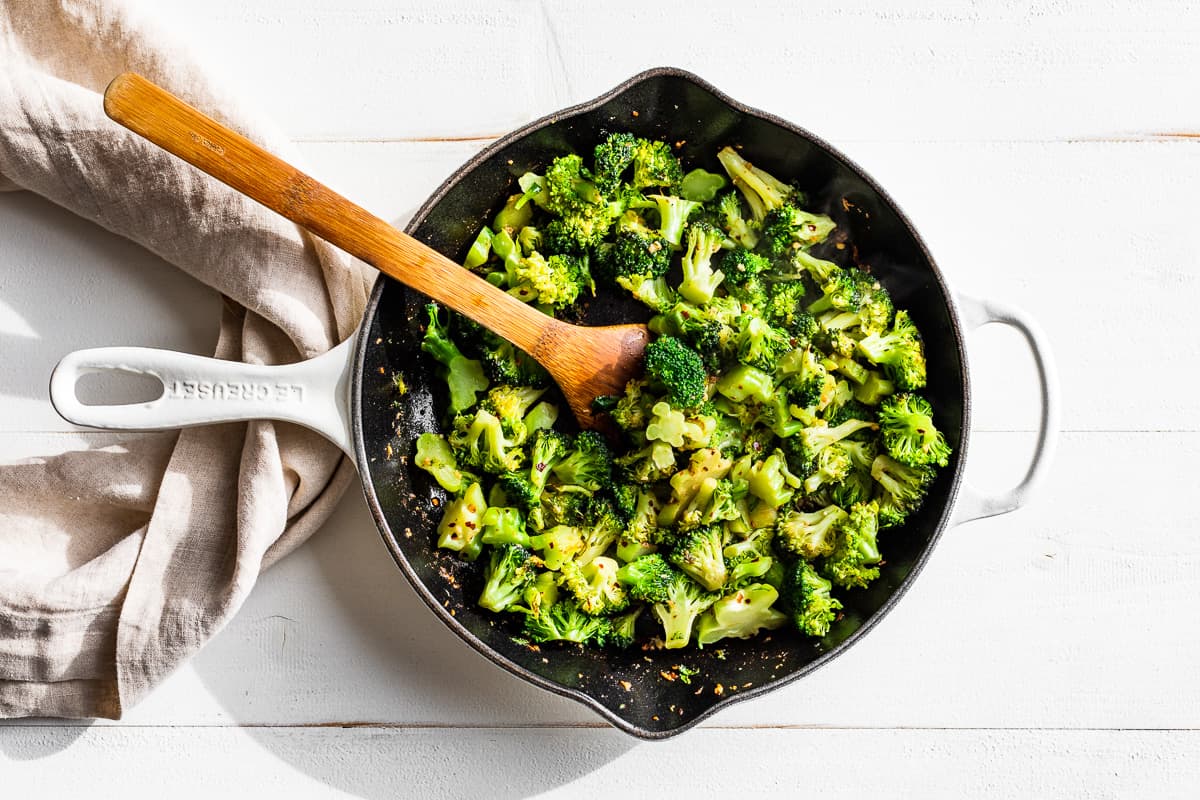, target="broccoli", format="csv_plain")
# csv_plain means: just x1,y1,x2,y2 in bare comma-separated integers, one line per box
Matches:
678,221,726,304
449,408,524,474
716,190,759,249
593,131,638,193
871,453,936,527
550,430,613,494
421,304,489,413
680,167,728,202
479,506,531,548
667,526,727,591
528,525,586,570
715,364,774,404
644,335,708,409
528,428,570,493
473,331,550,388
823,501,882,589
877,393,952,468
478,544,538,612
716,146,793,222
493,194,534,237
616,553,676,603
657,448,734,528
539,490,590,529
513,569,559,618
648,302,734,371
436,482,487,561
786,418,880,476
414,432,477,494
775,504,849,559
856,309,928,390
764,281,817,339
648,194,702,248
614,440,678,484
481,385,546,446
515,171,548,210
507,252,590,310
604,607,642,649
523,401,559,437
606,227,673,281
463,225,494,269
523,599,609,645
803,442,853,494
695,584,788,646
817,275,894,337
645,401,715,450
575,497,624,564
784,560,843,638
735,314,792,372
721,248,771,285
746,449,801,508
517,225,543,256
726,275,769,313
831,439,878,509
853,370,896,406
632,138,684,190
617,274,680,313
615,489,662,561
559,556,629,615
653,571,719,649
789,247,843,291
761,203,836,255
611,377,656,432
